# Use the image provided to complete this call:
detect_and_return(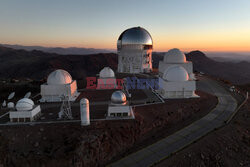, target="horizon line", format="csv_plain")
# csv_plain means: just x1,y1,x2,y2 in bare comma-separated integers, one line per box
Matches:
1,43,250,53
